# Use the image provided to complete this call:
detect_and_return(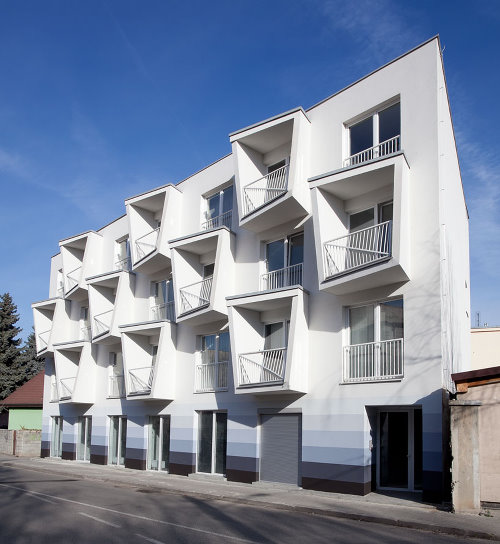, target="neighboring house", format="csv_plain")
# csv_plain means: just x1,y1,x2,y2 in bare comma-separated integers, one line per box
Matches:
471,327,500,369
1,371,44,430
450,367,500,511
32,36,470,503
